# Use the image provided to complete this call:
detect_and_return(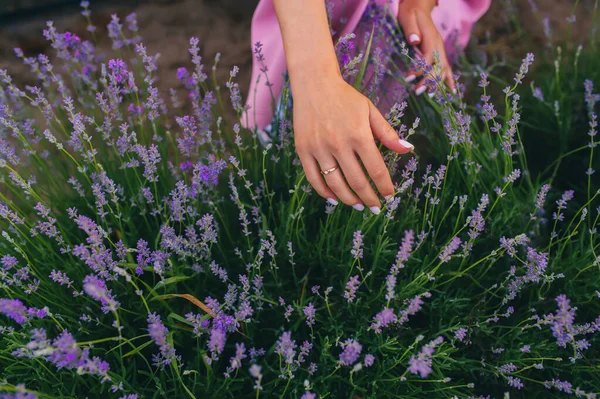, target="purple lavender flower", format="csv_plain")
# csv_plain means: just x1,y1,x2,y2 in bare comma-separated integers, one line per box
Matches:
275,331,297,365
208,325,227,357
224,343,246,377
189,37,208,84
0,299,28,324
364,354,375,367
407,336,444,378
209,261,228,282
395,230,414,266
83,275,119,313
1,255,18,269
584,79,597,113
524,247,548,283
344,275,360,302
499,234,529,257
370,307,397,333
107,58,128,83
478,72,490,88
532,86,545,101
339,338,362,366
454,328,468,342
385,273,397,301
249,364,263,390
107,15,124,49
546,379,572,393
303,303,316,326
0,386,38,399
404,295,424,316
545,380,596,397
351,230,364,260
335,33,356,66
514,53,534,84
386,231,415,295
191,159,227,190
134,144,161,182
549,295,577,348
498,363,518,373
504,169,521,184
296,341,312,366
300,392,316,399
16,329,110,379
147,313,180,368
125,12,139,33
507,376,524,389
185,312,210,337
249,347,266,362
553,190,575,221
50,270,73,288
440,237,461,263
